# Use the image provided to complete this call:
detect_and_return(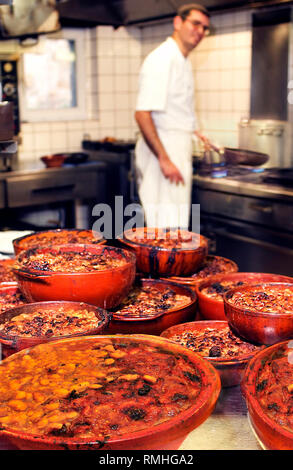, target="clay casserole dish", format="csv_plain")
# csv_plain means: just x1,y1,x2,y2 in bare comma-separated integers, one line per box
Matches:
224,282,293,345
108,278,197,335
0,300,112,358
0,334,221,450
13,244,136,309
196,272,293,321
118,227,208,277
161,320,264,387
